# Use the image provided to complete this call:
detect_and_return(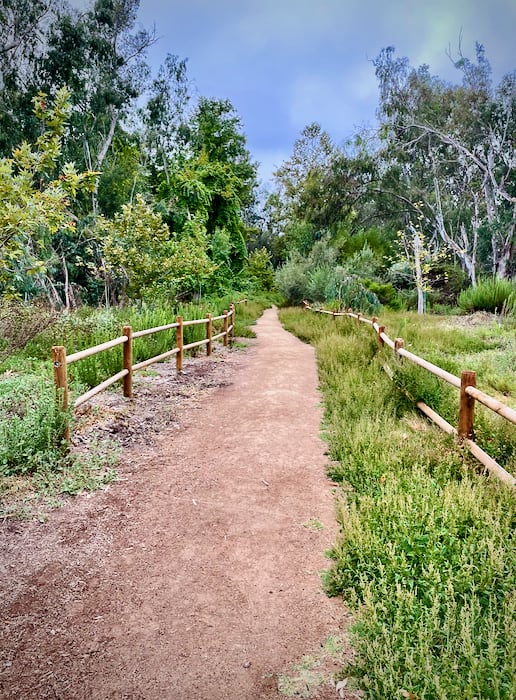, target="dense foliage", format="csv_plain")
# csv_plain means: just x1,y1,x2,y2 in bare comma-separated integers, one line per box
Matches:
0,0,263,306
0,1,513,311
